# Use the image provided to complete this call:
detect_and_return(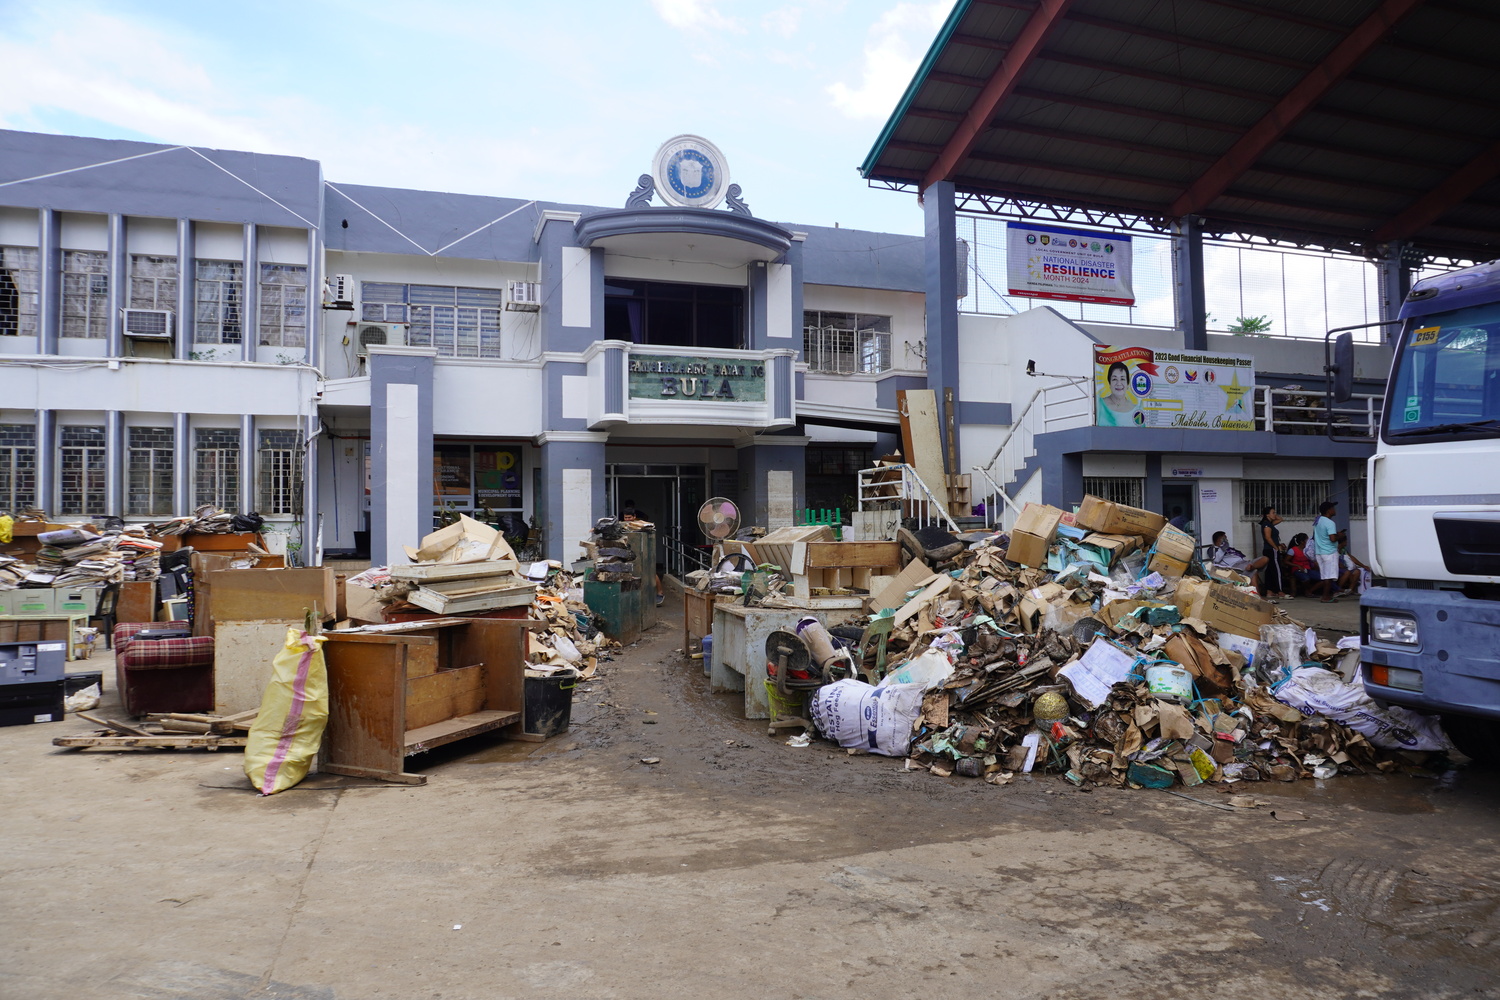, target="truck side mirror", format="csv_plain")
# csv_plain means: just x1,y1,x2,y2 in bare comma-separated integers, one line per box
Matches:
1331,332,1355,404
